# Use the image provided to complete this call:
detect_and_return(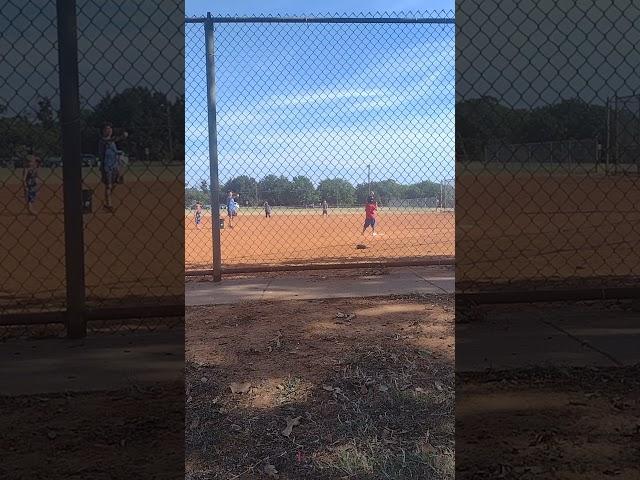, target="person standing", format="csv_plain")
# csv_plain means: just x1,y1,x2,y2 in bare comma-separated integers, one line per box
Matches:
98,122,127,212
